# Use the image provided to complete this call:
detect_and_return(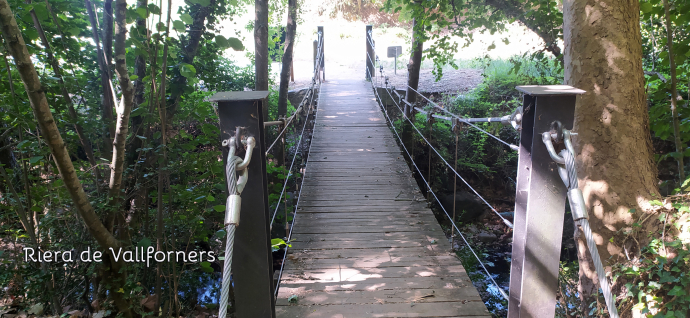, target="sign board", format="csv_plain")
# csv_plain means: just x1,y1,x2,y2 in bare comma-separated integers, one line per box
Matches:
387,46,402,58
